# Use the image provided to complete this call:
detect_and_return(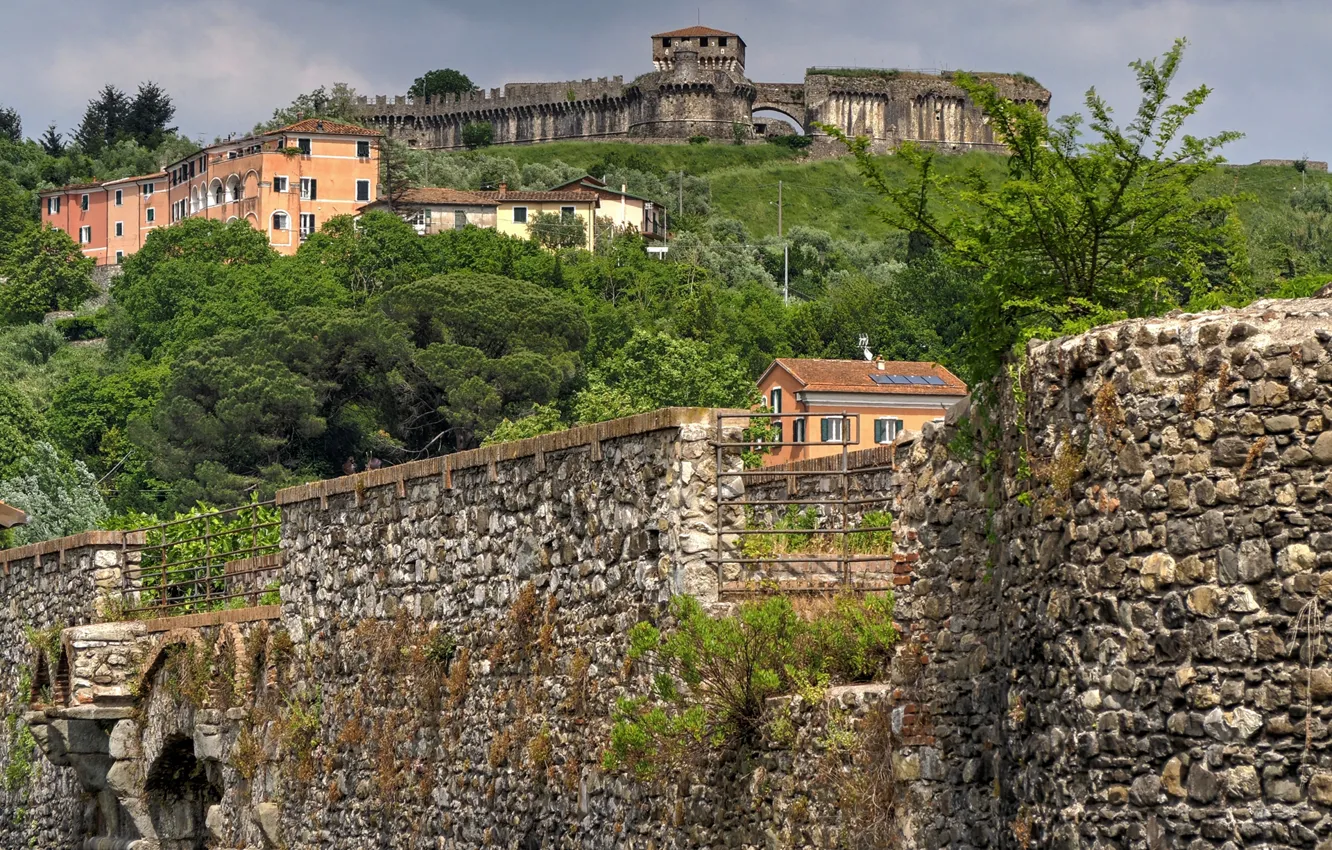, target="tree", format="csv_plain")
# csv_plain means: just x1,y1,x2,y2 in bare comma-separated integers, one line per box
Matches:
481,402,567,446
825,38,1243,383
528,211,587,250
0,106,20,144
377,135,412,211
408,69,477,101
39,124,64,156
461,122,494,150
0,441,107,546
74,85,131,156
0,382,44,478
258,83,362,132
125,81,176,149
0,226,97,324
573,330,755,423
